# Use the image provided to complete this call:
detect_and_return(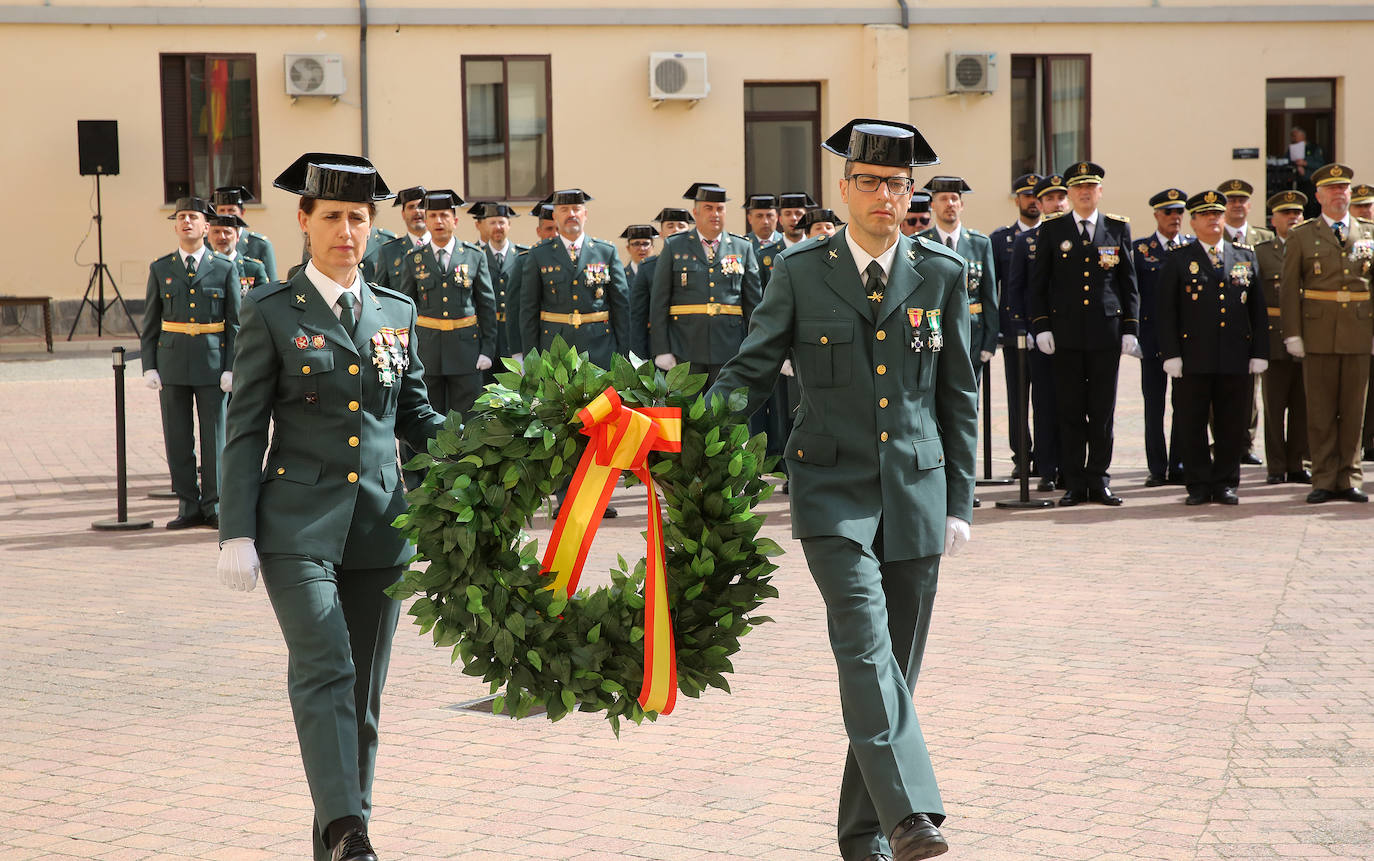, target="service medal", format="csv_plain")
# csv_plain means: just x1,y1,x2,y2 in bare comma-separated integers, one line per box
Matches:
1240,290,1247,304
1137,243,1148,255
1060,240,1073,252
928,309,944,351
908,308,925,353
1189,261,1200,275
1097,246,1120,270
